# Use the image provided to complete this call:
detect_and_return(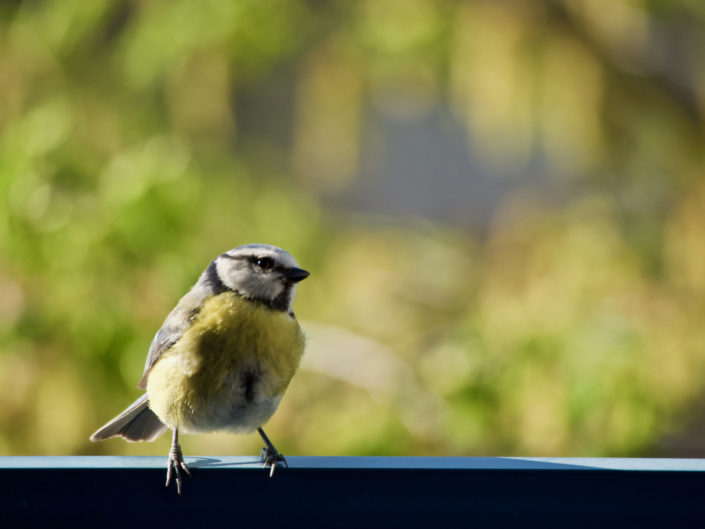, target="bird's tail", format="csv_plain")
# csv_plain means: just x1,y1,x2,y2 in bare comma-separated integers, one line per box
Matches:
90,393,168,442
